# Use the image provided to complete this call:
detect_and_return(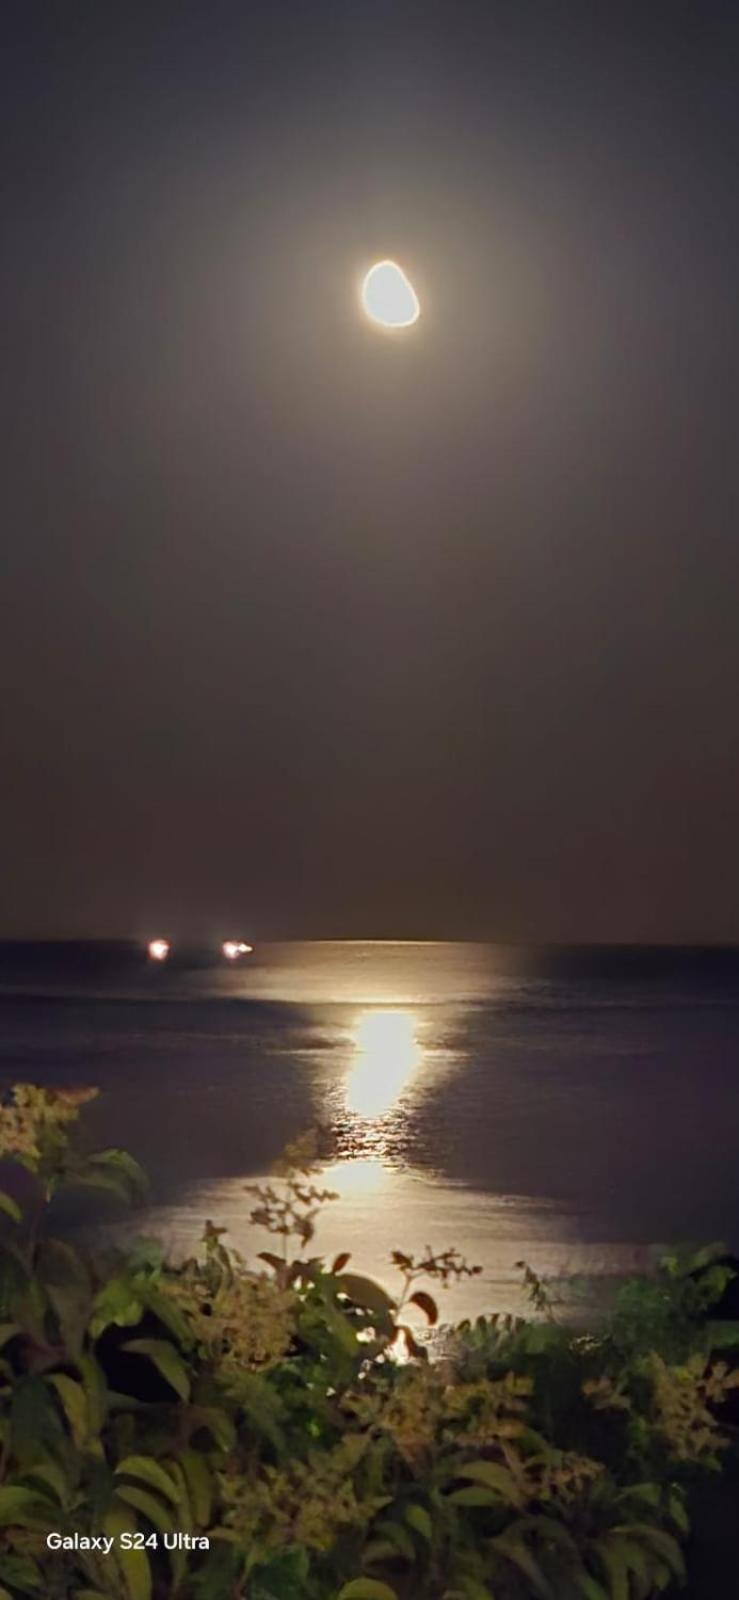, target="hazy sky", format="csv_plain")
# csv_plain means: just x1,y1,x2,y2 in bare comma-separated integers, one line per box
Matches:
2,1,738,942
